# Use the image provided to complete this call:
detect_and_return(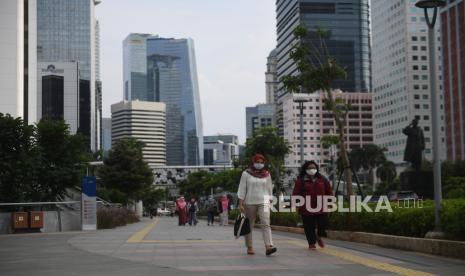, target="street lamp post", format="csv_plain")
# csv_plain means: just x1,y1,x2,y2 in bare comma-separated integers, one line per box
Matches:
415,0,446,237
293,93,312,165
